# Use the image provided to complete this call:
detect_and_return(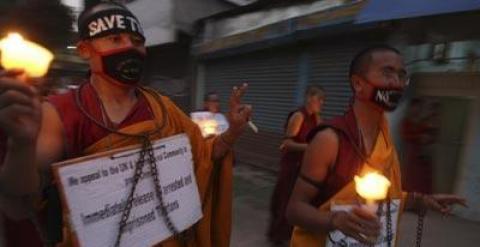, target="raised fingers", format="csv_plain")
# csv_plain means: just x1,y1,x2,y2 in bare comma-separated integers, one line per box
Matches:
229,83,248,109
